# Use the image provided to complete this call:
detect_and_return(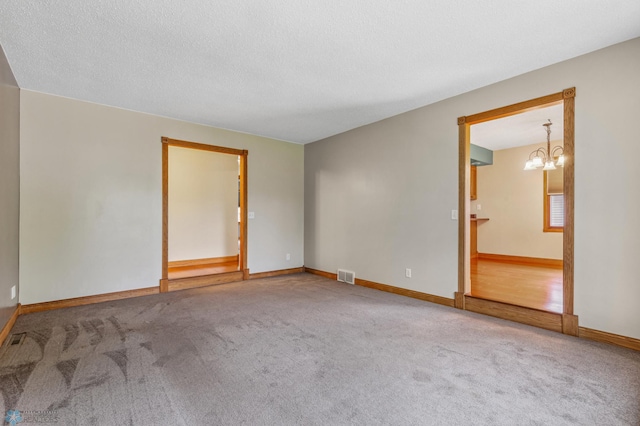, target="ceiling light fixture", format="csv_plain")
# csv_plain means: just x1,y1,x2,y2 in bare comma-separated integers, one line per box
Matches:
523,119,564,171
